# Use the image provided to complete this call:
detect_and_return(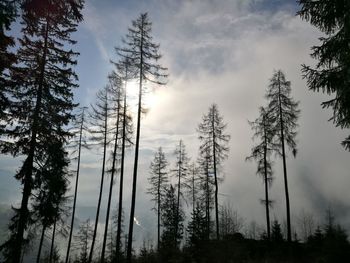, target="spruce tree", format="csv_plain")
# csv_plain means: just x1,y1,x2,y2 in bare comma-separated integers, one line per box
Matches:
246,107,276,240
298,0,350,150
147,147,169,251
266,70,300,242
0,1,83,261
74,219,94,263
116,13,167,262
197,104,230,240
